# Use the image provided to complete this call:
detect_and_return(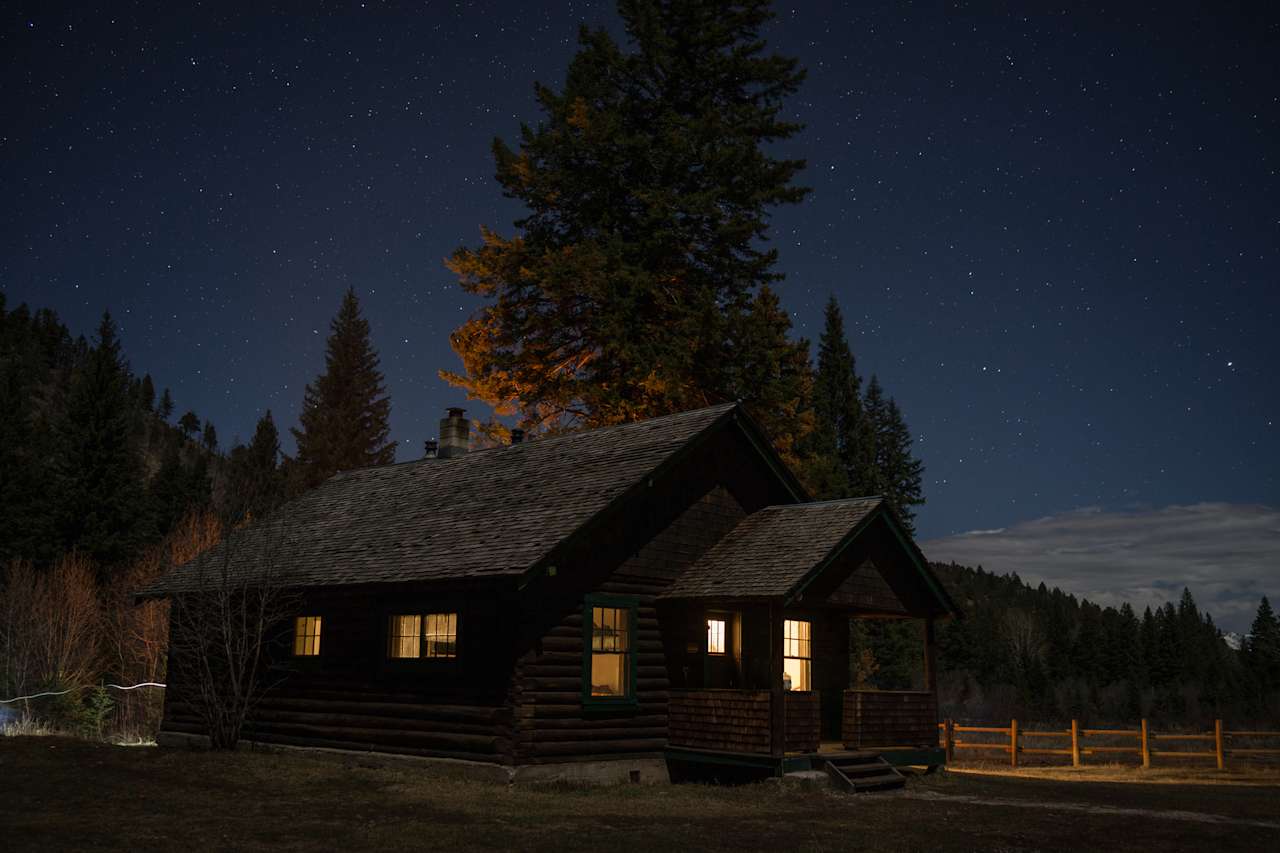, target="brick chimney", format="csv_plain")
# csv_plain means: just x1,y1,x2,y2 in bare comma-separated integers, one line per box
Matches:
438,407,469,458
